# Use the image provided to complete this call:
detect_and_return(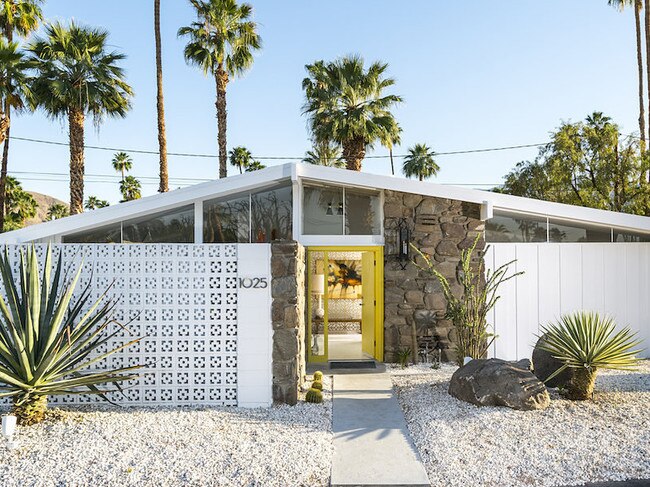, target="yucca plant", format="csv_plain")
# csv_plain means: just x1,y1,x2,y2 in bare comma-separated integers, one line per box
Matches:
413,235,523,366
0,245,142,425
539,311,643,400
